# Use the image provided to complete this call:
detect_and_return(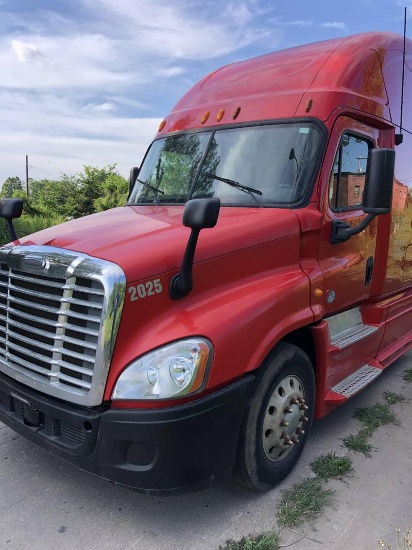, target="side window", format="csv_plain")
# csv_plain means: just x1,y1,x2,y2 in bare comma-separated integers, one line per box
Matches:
329,134,371,210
